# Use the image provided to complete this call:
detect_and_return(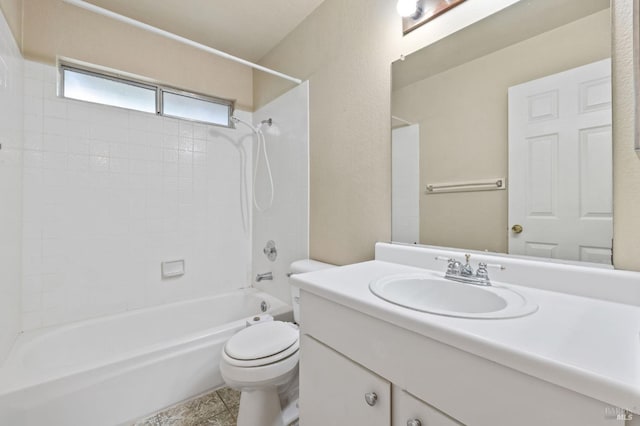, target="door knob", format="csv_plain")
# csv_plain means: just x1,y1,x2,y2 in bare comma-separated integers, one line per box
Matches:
511,224,523,234
364,392,378,406
407,420,422,426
